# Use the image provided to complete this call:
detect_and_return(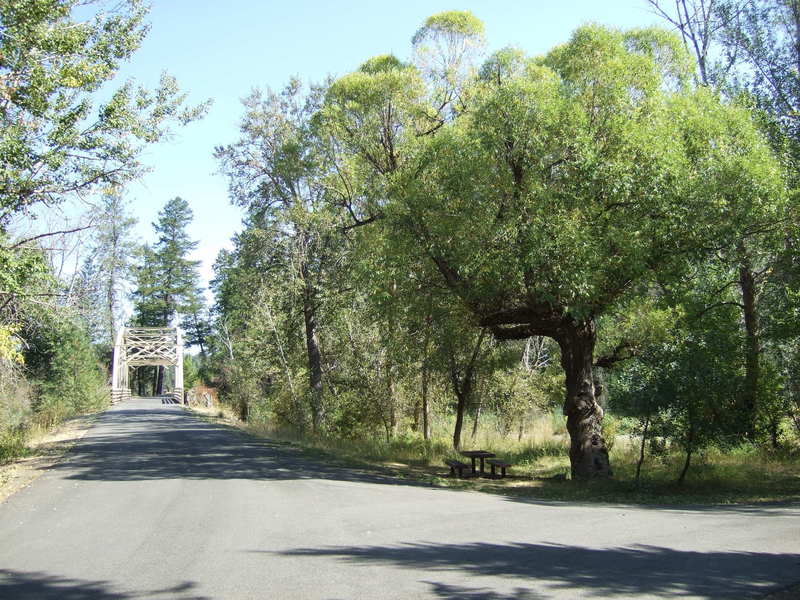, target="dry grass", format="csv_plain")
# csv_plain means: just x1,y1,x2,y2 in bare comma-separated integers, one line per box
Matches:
0,412,100,504
188,403,800,505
